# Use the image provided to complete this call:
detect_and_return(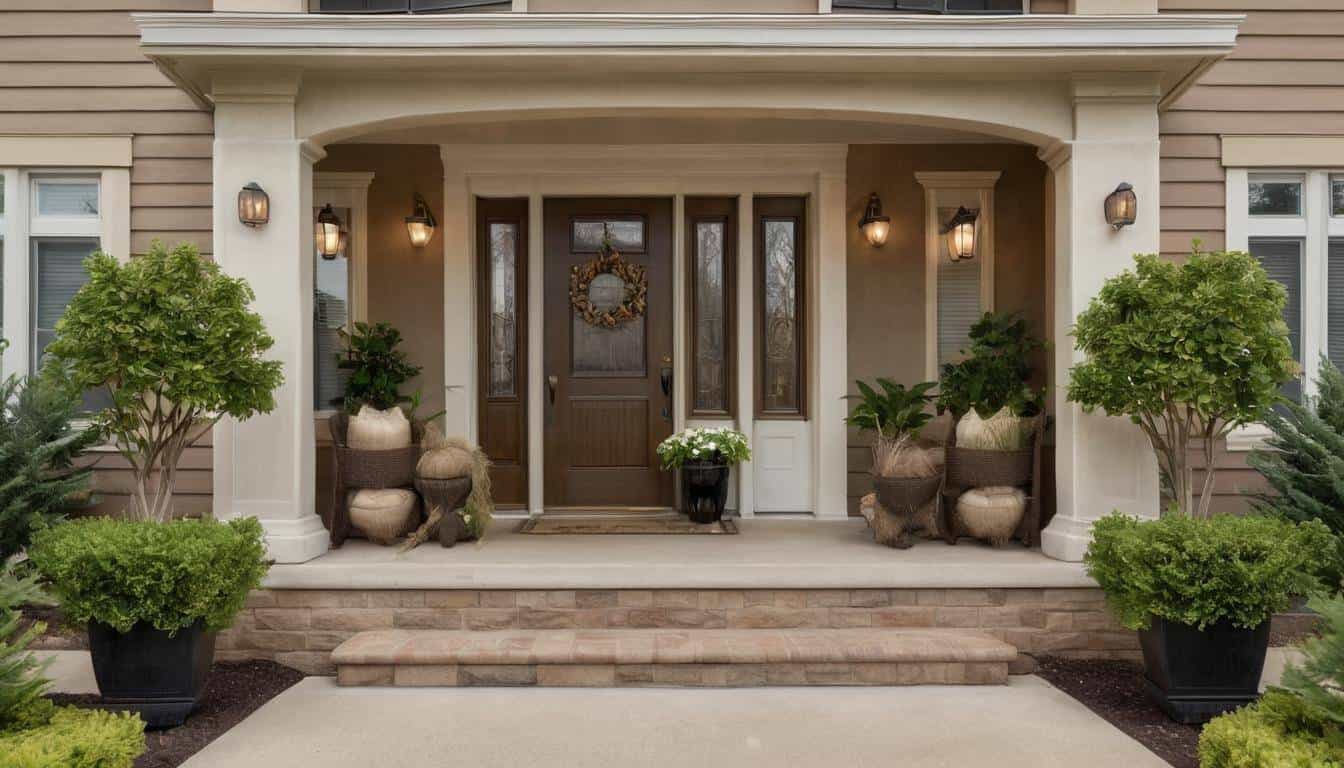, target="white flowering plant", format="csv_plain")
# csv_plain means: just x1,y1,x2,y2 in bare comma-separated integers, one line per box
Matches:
656,427,752,469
